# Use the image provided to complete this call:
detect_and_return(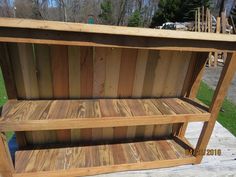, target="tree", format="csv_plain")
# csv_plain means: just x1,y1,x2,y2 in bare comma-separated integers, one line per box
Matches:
99,0,113,25
128,10,142,27
150,0,182,27
231,4,236,25
150,0,211,28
